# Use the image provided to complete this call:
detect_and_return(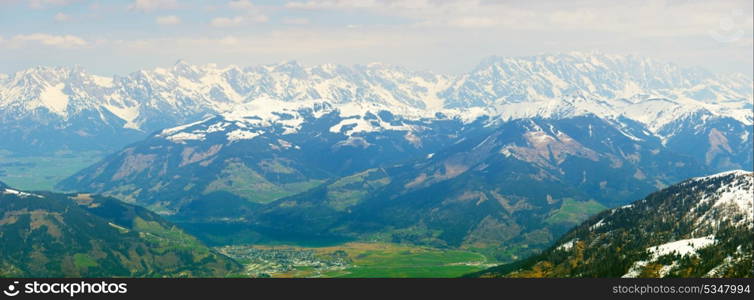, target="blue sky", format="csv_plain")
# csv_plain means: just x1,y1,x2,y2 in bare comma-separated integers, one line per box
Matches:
0,0,752,76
